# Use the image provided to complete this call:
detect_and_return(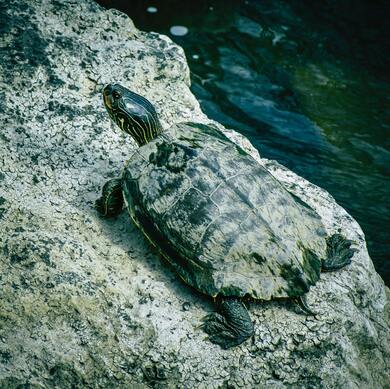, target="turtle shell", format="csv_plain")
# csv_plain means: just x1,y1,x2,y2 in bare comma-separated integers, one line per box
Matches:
122,122,327,300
